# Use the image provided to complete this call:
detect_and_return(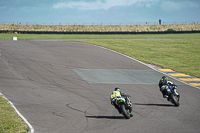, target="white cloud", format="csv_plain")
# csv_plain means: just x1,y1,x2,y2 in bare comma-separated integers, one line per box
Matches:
53,0,158,10
161,1,200,11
